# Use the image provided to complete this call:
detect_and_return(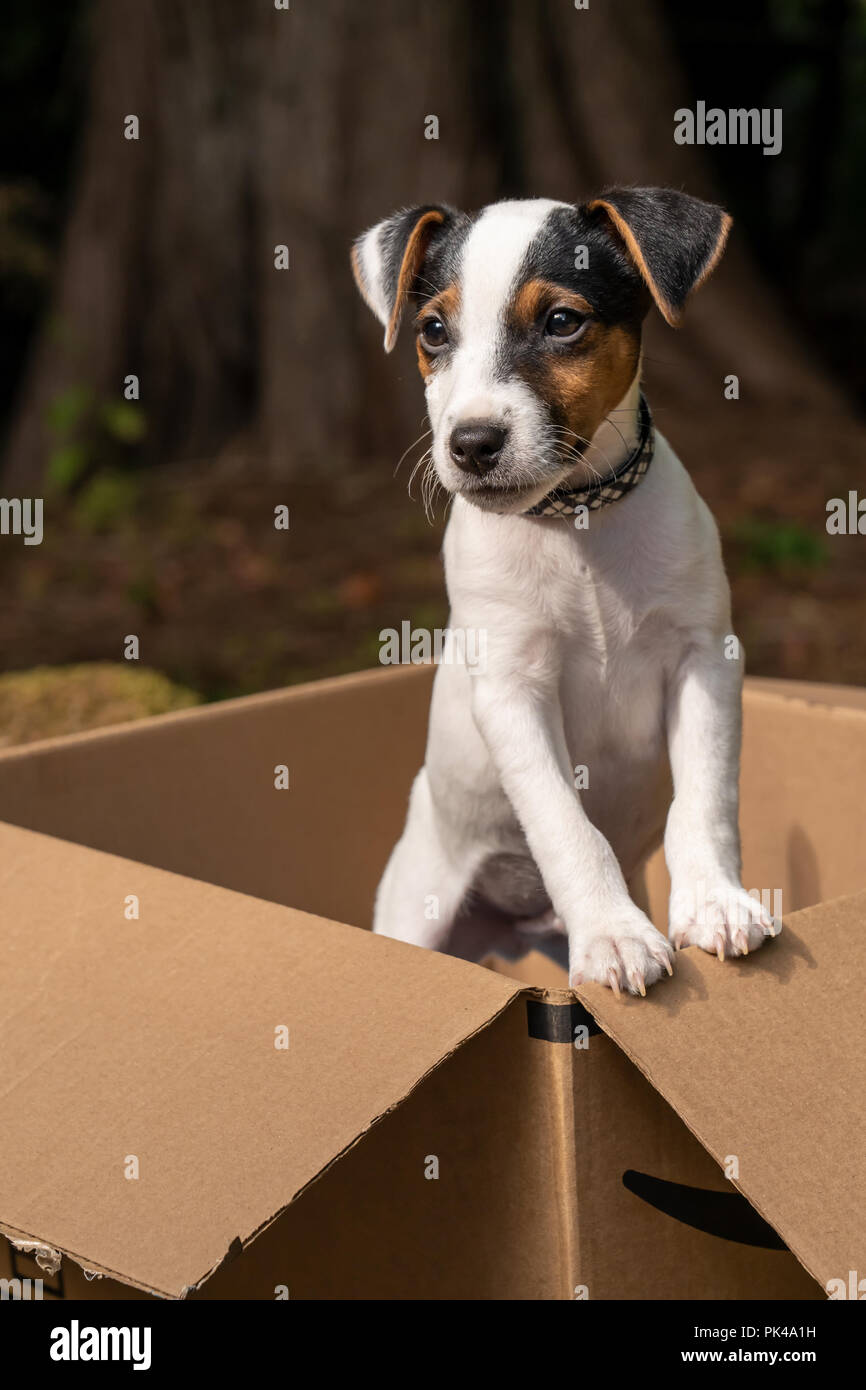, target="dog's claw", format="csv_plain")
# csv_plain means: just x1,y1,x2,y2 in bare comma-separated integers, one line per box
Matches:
664,956,674,977
633,972,646,998
714,932,726,961
608,968,621,999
